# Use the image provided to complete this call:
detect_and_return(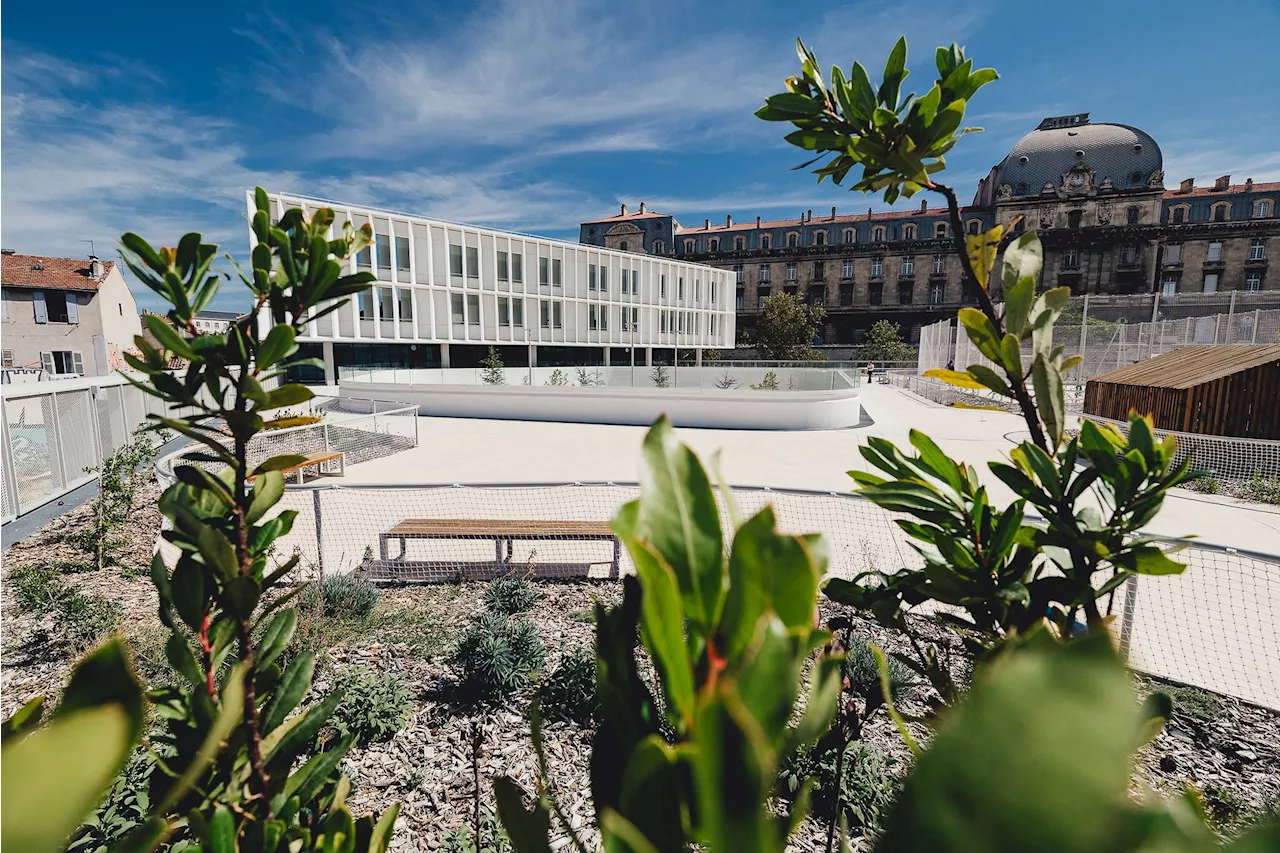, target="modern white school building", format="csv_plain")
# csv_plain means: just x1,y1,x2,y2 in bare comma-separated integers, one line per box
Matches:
251,192,735,383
